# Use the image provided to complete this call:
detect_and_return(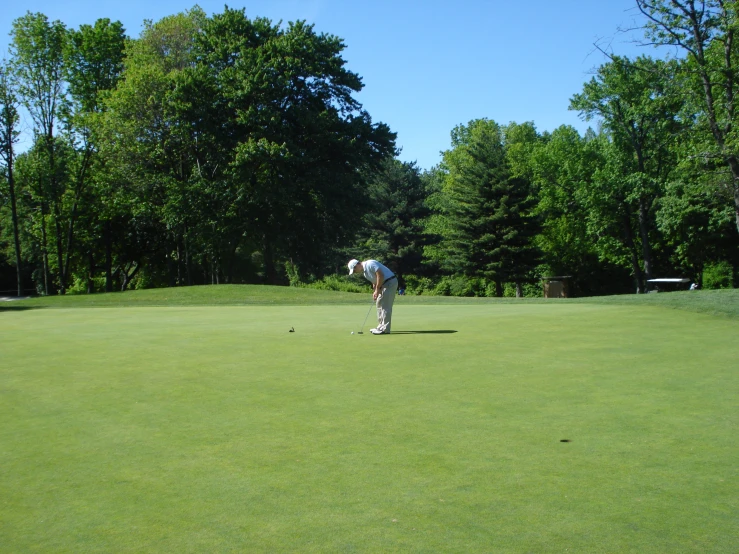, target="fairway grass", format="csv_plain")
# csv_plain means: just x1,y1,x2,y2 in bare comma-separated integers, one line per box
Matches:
1,298,738,552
